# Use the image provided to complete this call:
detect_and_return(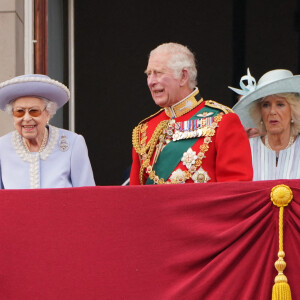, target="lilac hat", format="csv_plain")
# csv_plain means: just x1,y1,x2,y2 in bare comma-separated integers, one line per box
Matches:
0,74,70,110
